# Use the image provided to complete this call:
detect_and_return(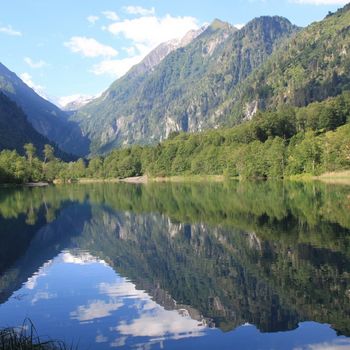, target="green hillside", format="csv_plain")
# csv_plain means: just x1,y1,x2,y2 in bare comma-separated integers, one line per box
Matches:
226,4,350,122
0,92,72,161
1,92,348,183
73,17,298,154
97,92,350,179
0,63,90,156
